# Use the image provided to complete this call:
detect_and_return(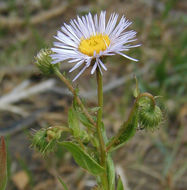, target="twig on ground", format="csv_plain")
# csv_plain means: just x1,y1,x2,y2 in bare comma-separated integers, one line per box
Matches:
0,105,28,116
0,79,55,116
11,80,30,94
0,108,47,136
0,79,56,106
